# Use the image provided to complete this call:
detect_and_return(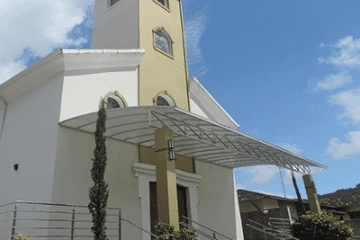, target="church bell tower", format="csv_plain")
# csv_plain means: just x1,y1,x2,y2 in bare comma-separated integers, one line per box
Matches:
92,0,190,111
